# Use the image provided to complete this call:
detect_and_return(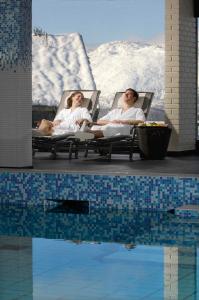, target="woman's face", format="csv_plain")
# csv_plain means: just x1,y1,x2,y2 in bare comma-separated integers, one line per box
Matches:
72,93,84,106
